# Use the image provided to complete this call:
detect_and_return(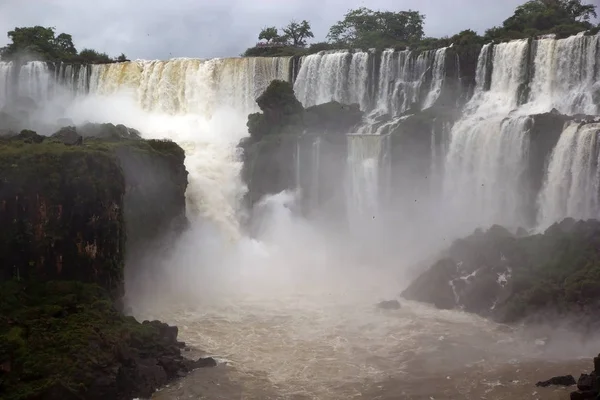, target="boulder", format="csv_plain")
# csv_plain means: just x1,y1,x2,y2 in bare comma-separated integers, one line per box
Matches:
52,126,83,145
376,299,401,310
568,355,600,399
536,375,576,387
